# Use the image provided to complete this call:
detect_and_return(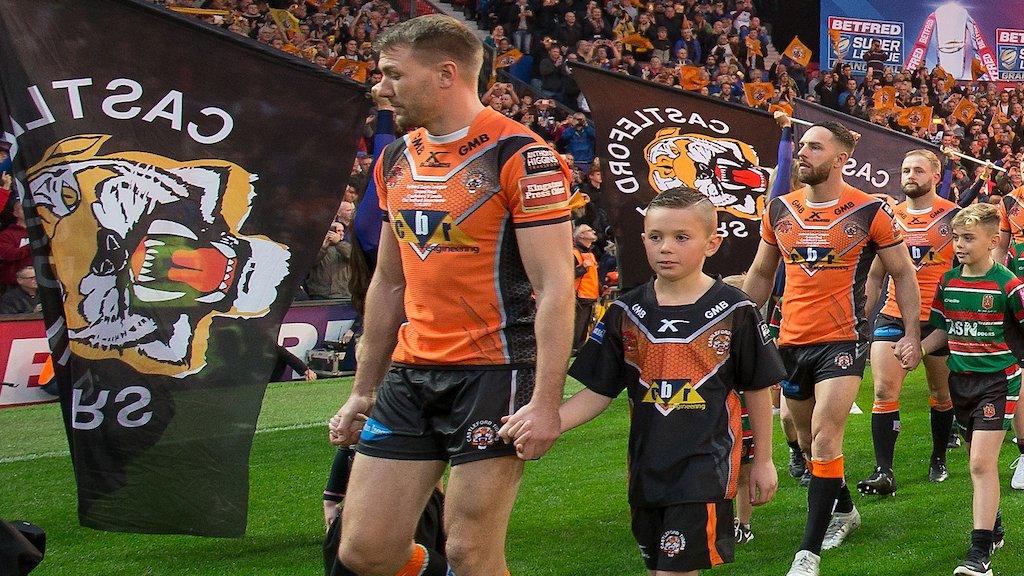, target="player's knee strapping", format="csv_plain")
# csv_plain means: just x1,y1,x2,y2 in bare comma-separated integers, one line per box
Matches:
394,544,446,576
